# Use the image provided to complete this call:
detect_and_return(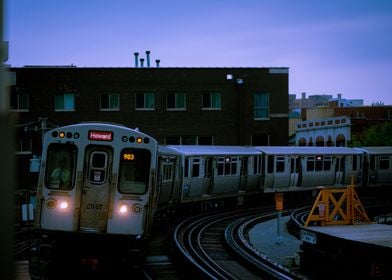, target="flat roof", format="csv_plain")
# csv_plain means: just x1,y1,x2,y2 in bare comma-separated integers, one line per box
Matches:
307,224,392,249
255,146,363,155
160,145,260,156
355,147,392,155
